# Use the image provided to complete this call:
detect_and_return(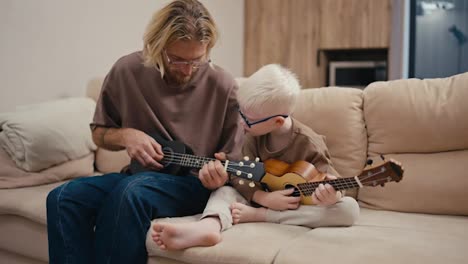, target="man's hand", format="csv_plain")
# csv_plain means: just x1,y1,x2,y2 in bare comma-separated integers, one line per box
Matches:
312,174,342,206
199,152,228,190
122,128,164,170
253,189,301,211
